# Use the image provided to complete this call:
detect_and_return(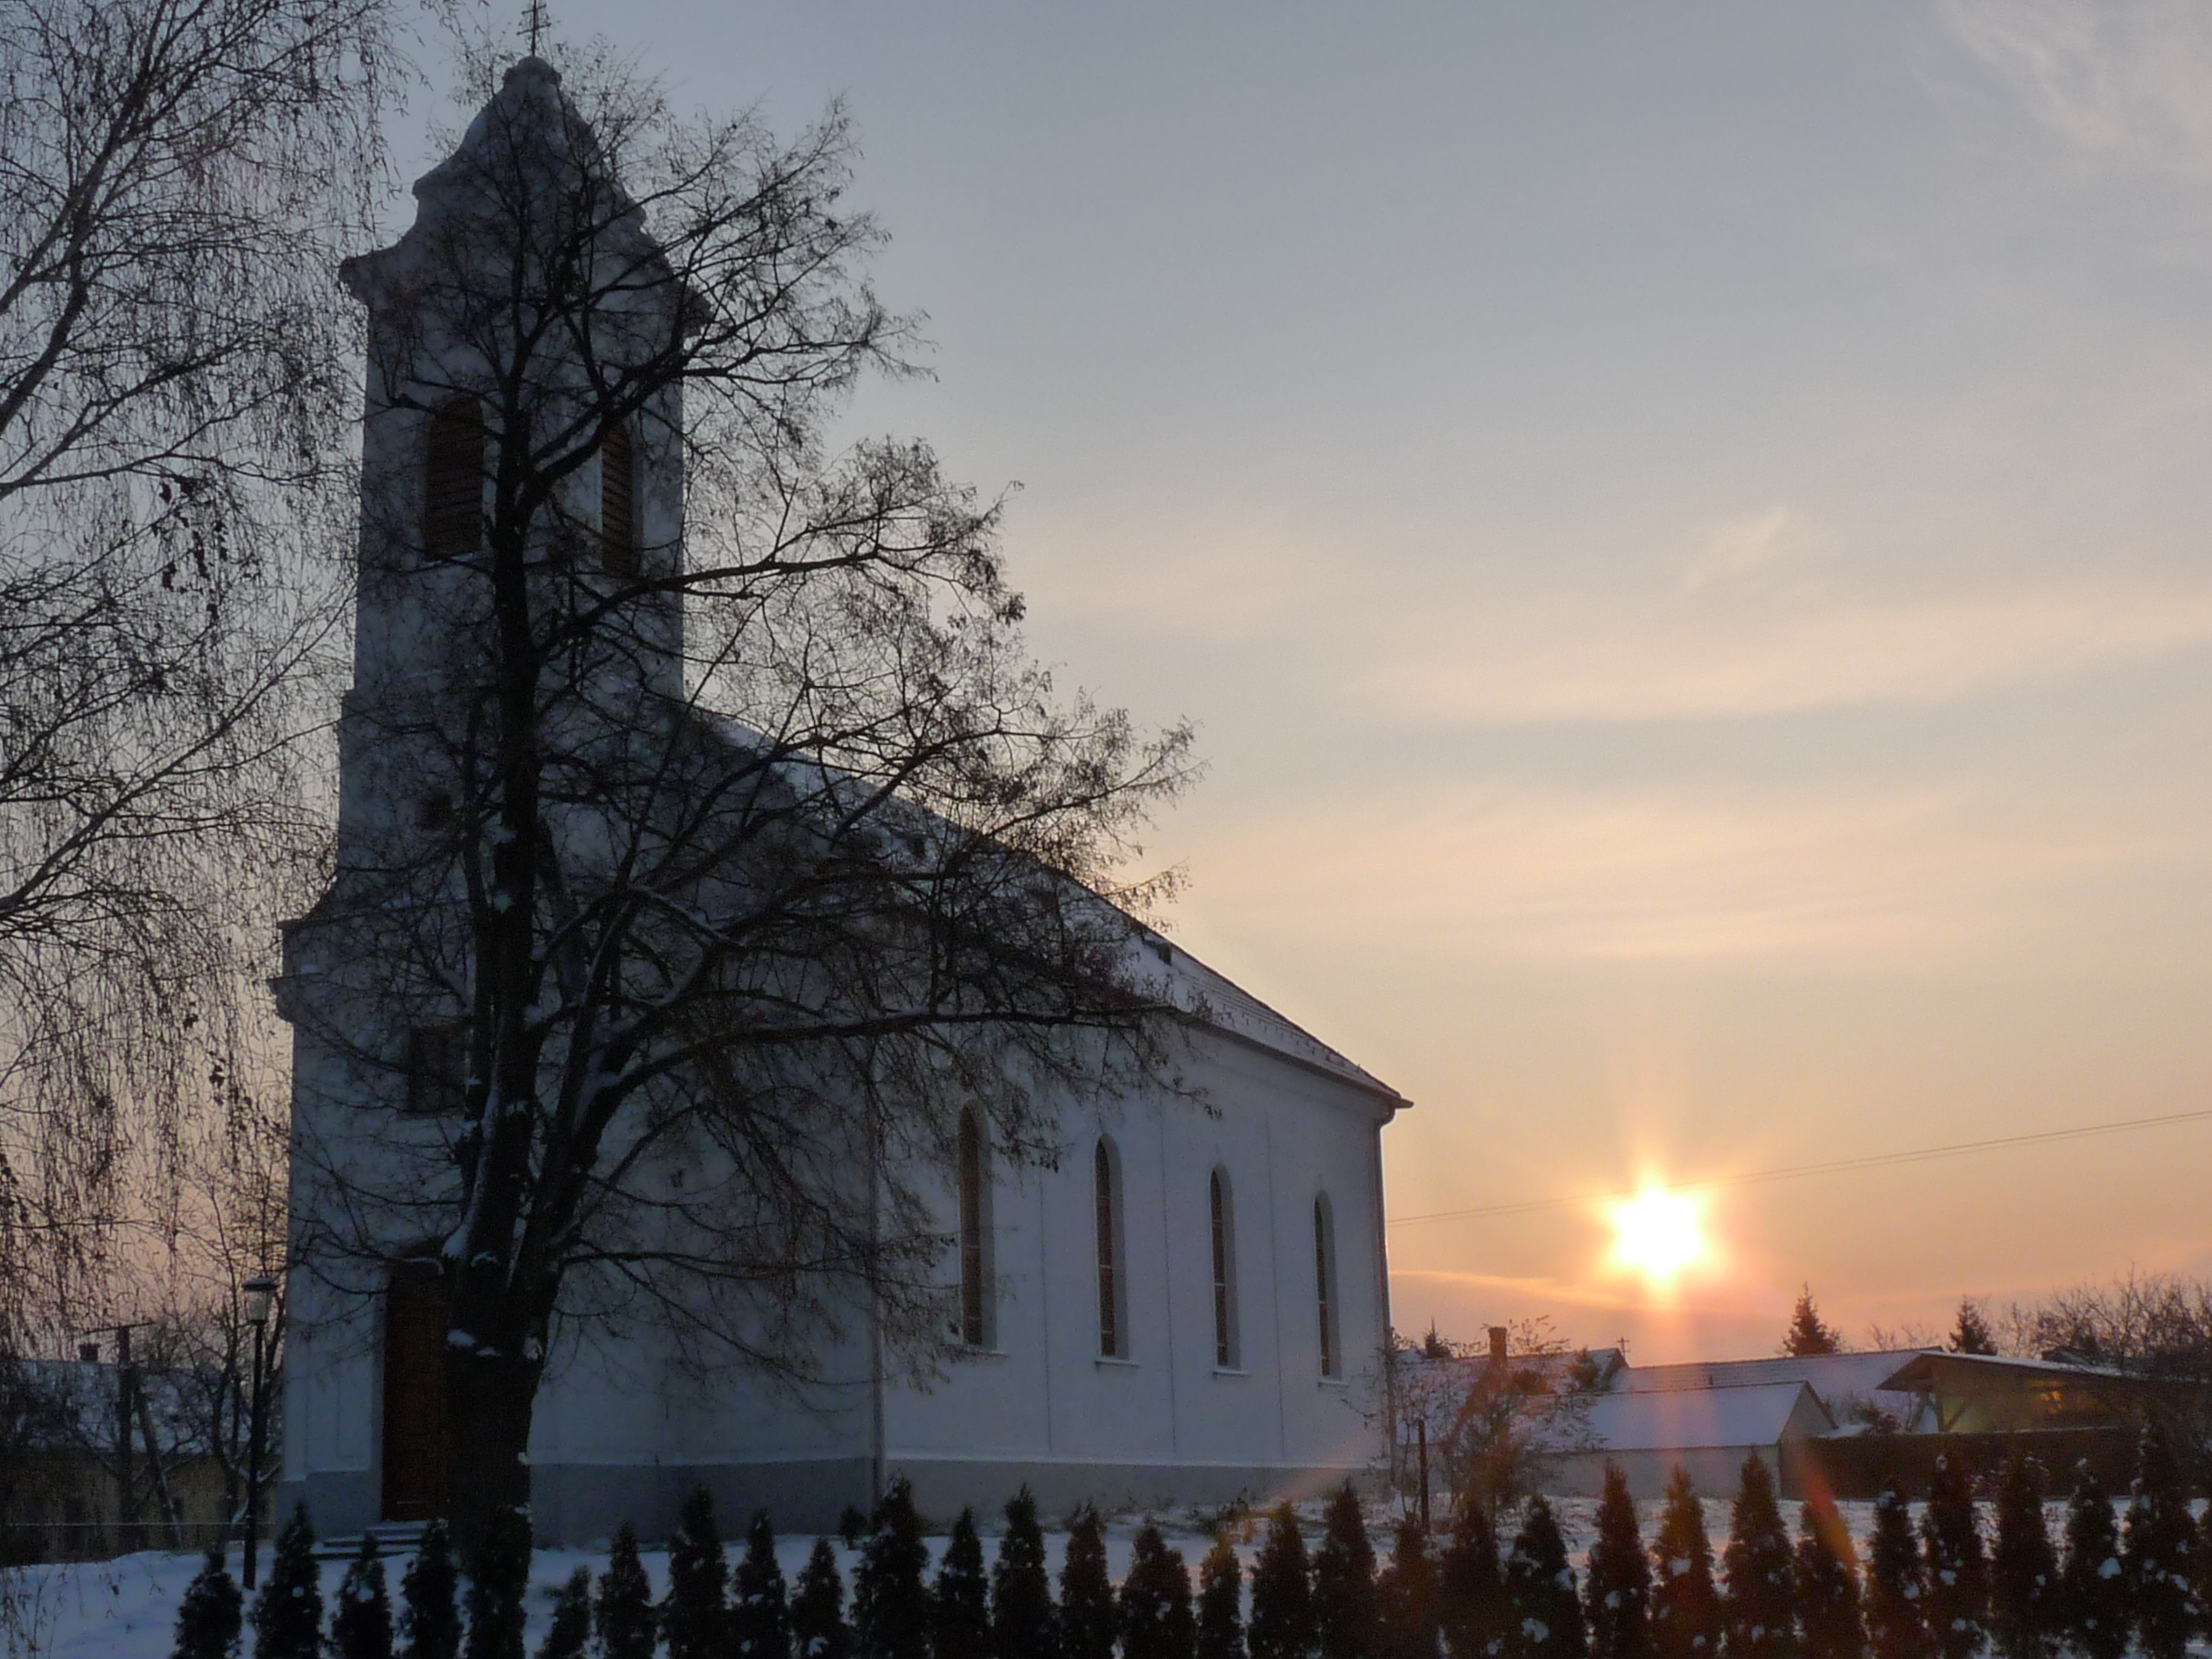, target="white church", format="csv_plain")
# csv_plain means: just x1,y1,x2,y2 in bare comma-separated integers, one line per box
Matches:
274,57,1406,1544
